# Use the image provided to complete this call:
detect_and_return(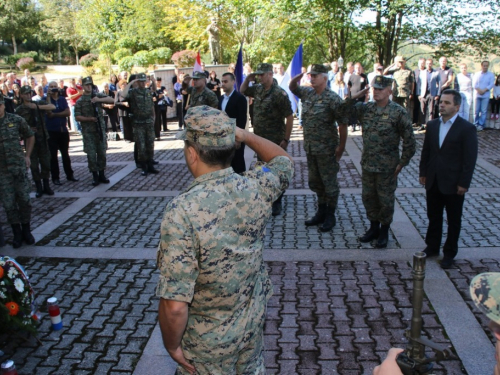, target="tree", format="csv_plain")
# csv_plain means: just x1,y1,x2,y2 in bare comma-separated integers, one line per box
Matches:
0,0,40,54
